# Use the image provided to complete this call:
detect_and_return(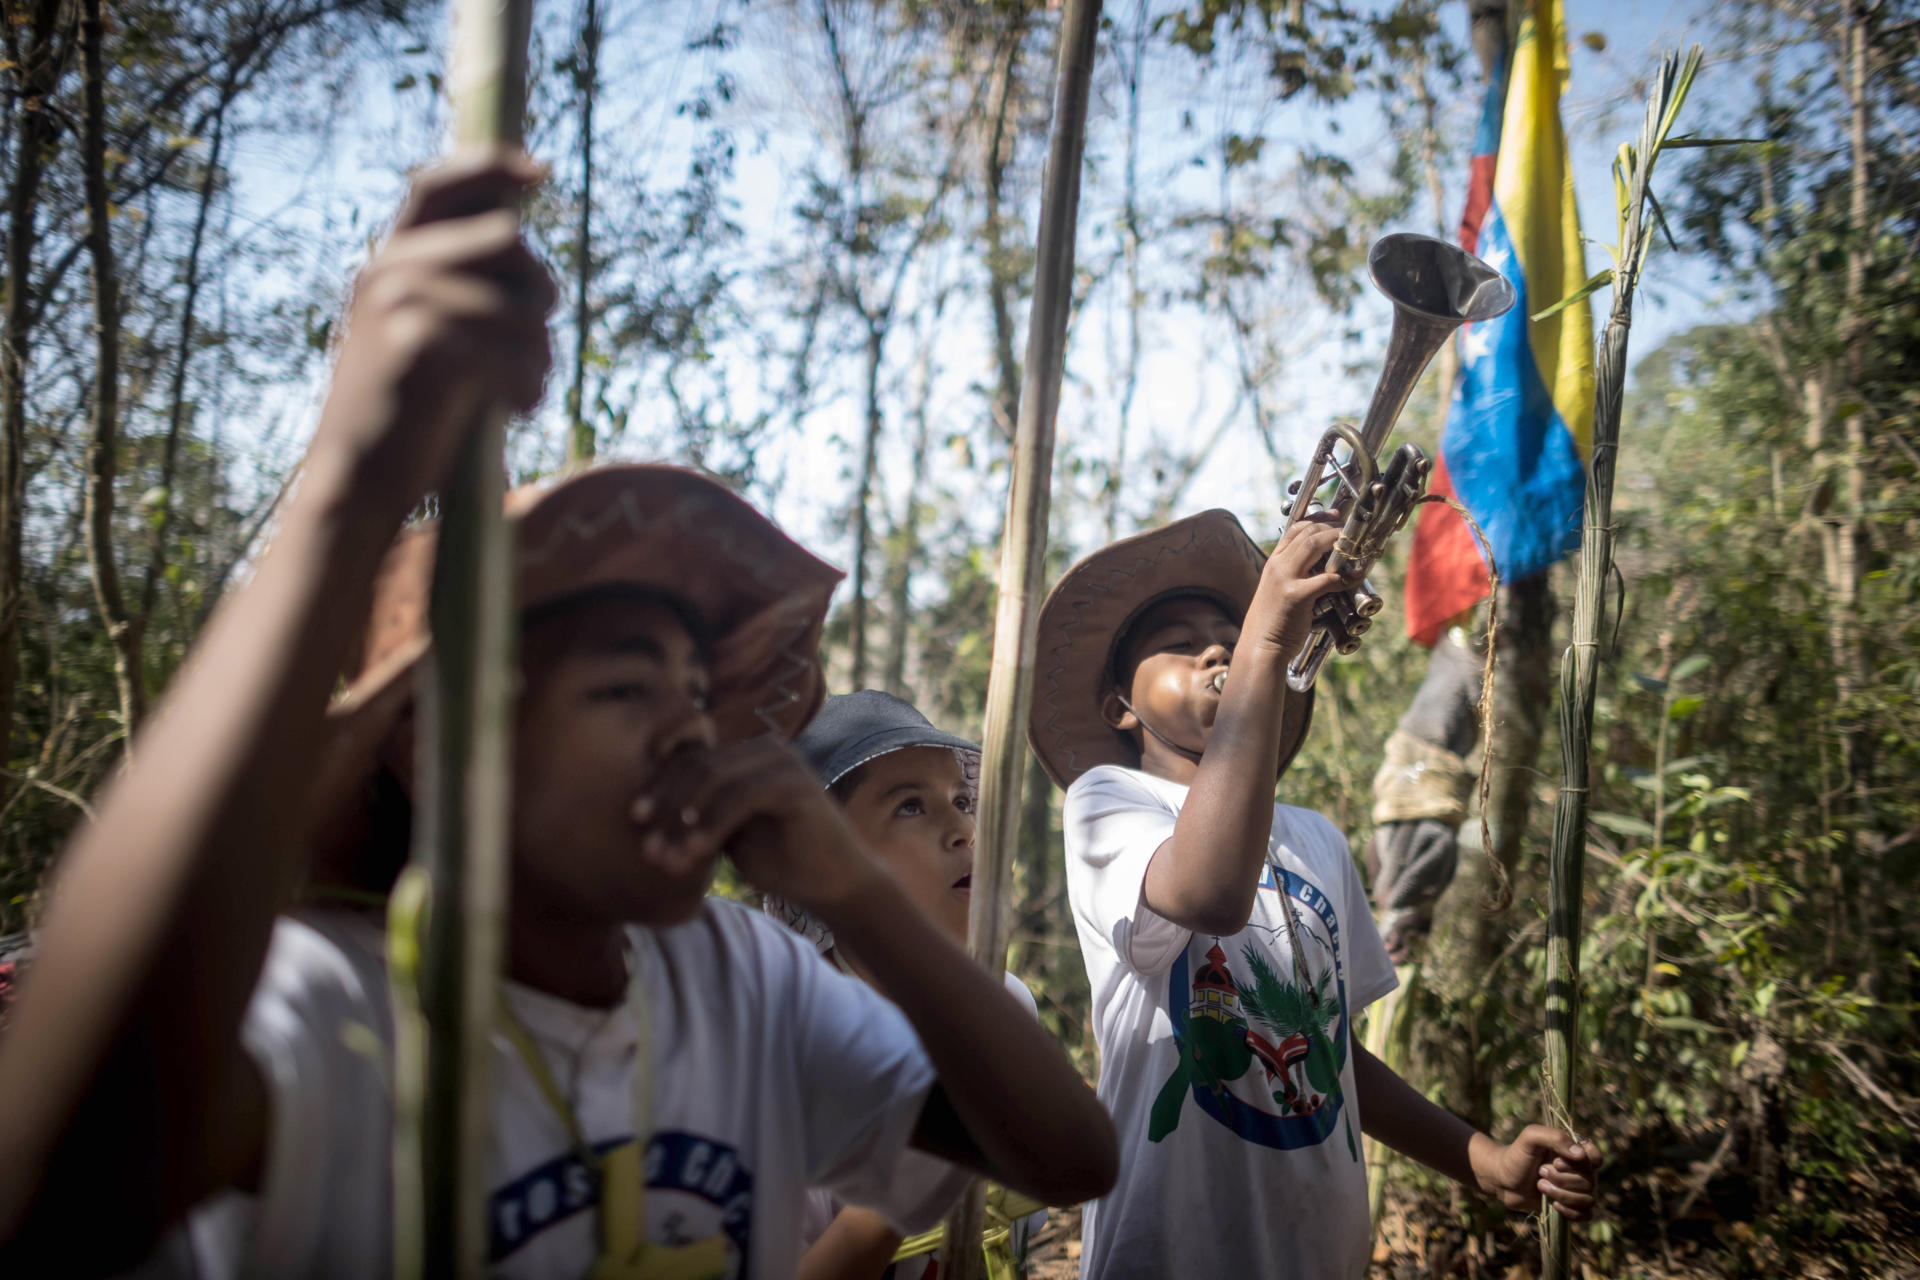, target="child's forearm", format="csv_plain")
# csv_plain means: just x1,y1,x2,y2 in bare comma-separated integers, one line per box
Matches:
1352,1043,1494,1192
817,871,1117,1206
0,449,409,1260
795,1207,904,1280
1145,644,1293,934
1355,1045,1605,1219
